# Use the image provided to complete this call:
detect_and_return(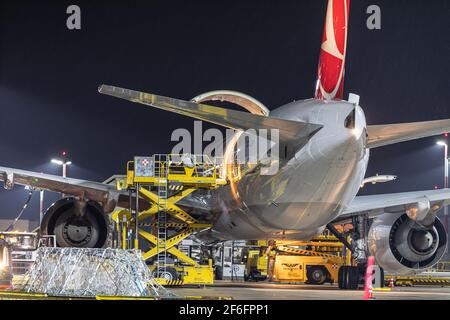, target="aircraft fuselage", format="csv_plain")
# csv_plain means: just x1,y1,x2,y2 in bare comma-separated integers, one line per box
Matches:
201,99,369,241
